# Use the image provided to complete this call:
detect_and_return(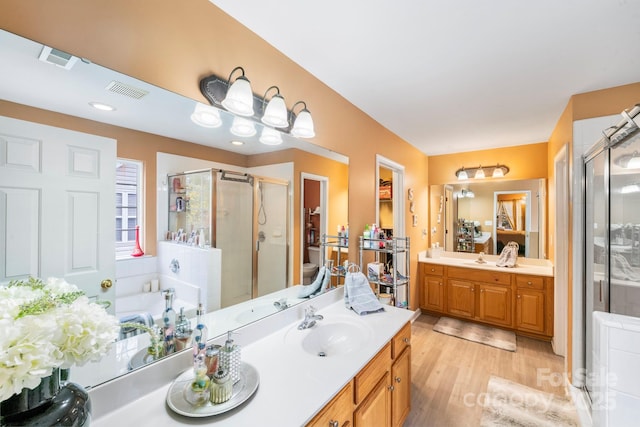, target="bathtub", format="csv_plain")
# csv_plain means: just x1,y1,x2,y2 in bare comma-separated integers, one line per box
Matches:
115,276,200,325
